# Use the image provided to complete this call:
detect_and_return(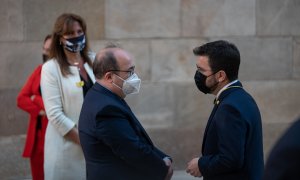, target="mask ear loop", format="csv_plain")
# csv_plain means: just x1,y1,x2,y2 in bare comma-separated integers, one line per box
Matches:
114,73,126,81
111,73,125,90
112,82,122,90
